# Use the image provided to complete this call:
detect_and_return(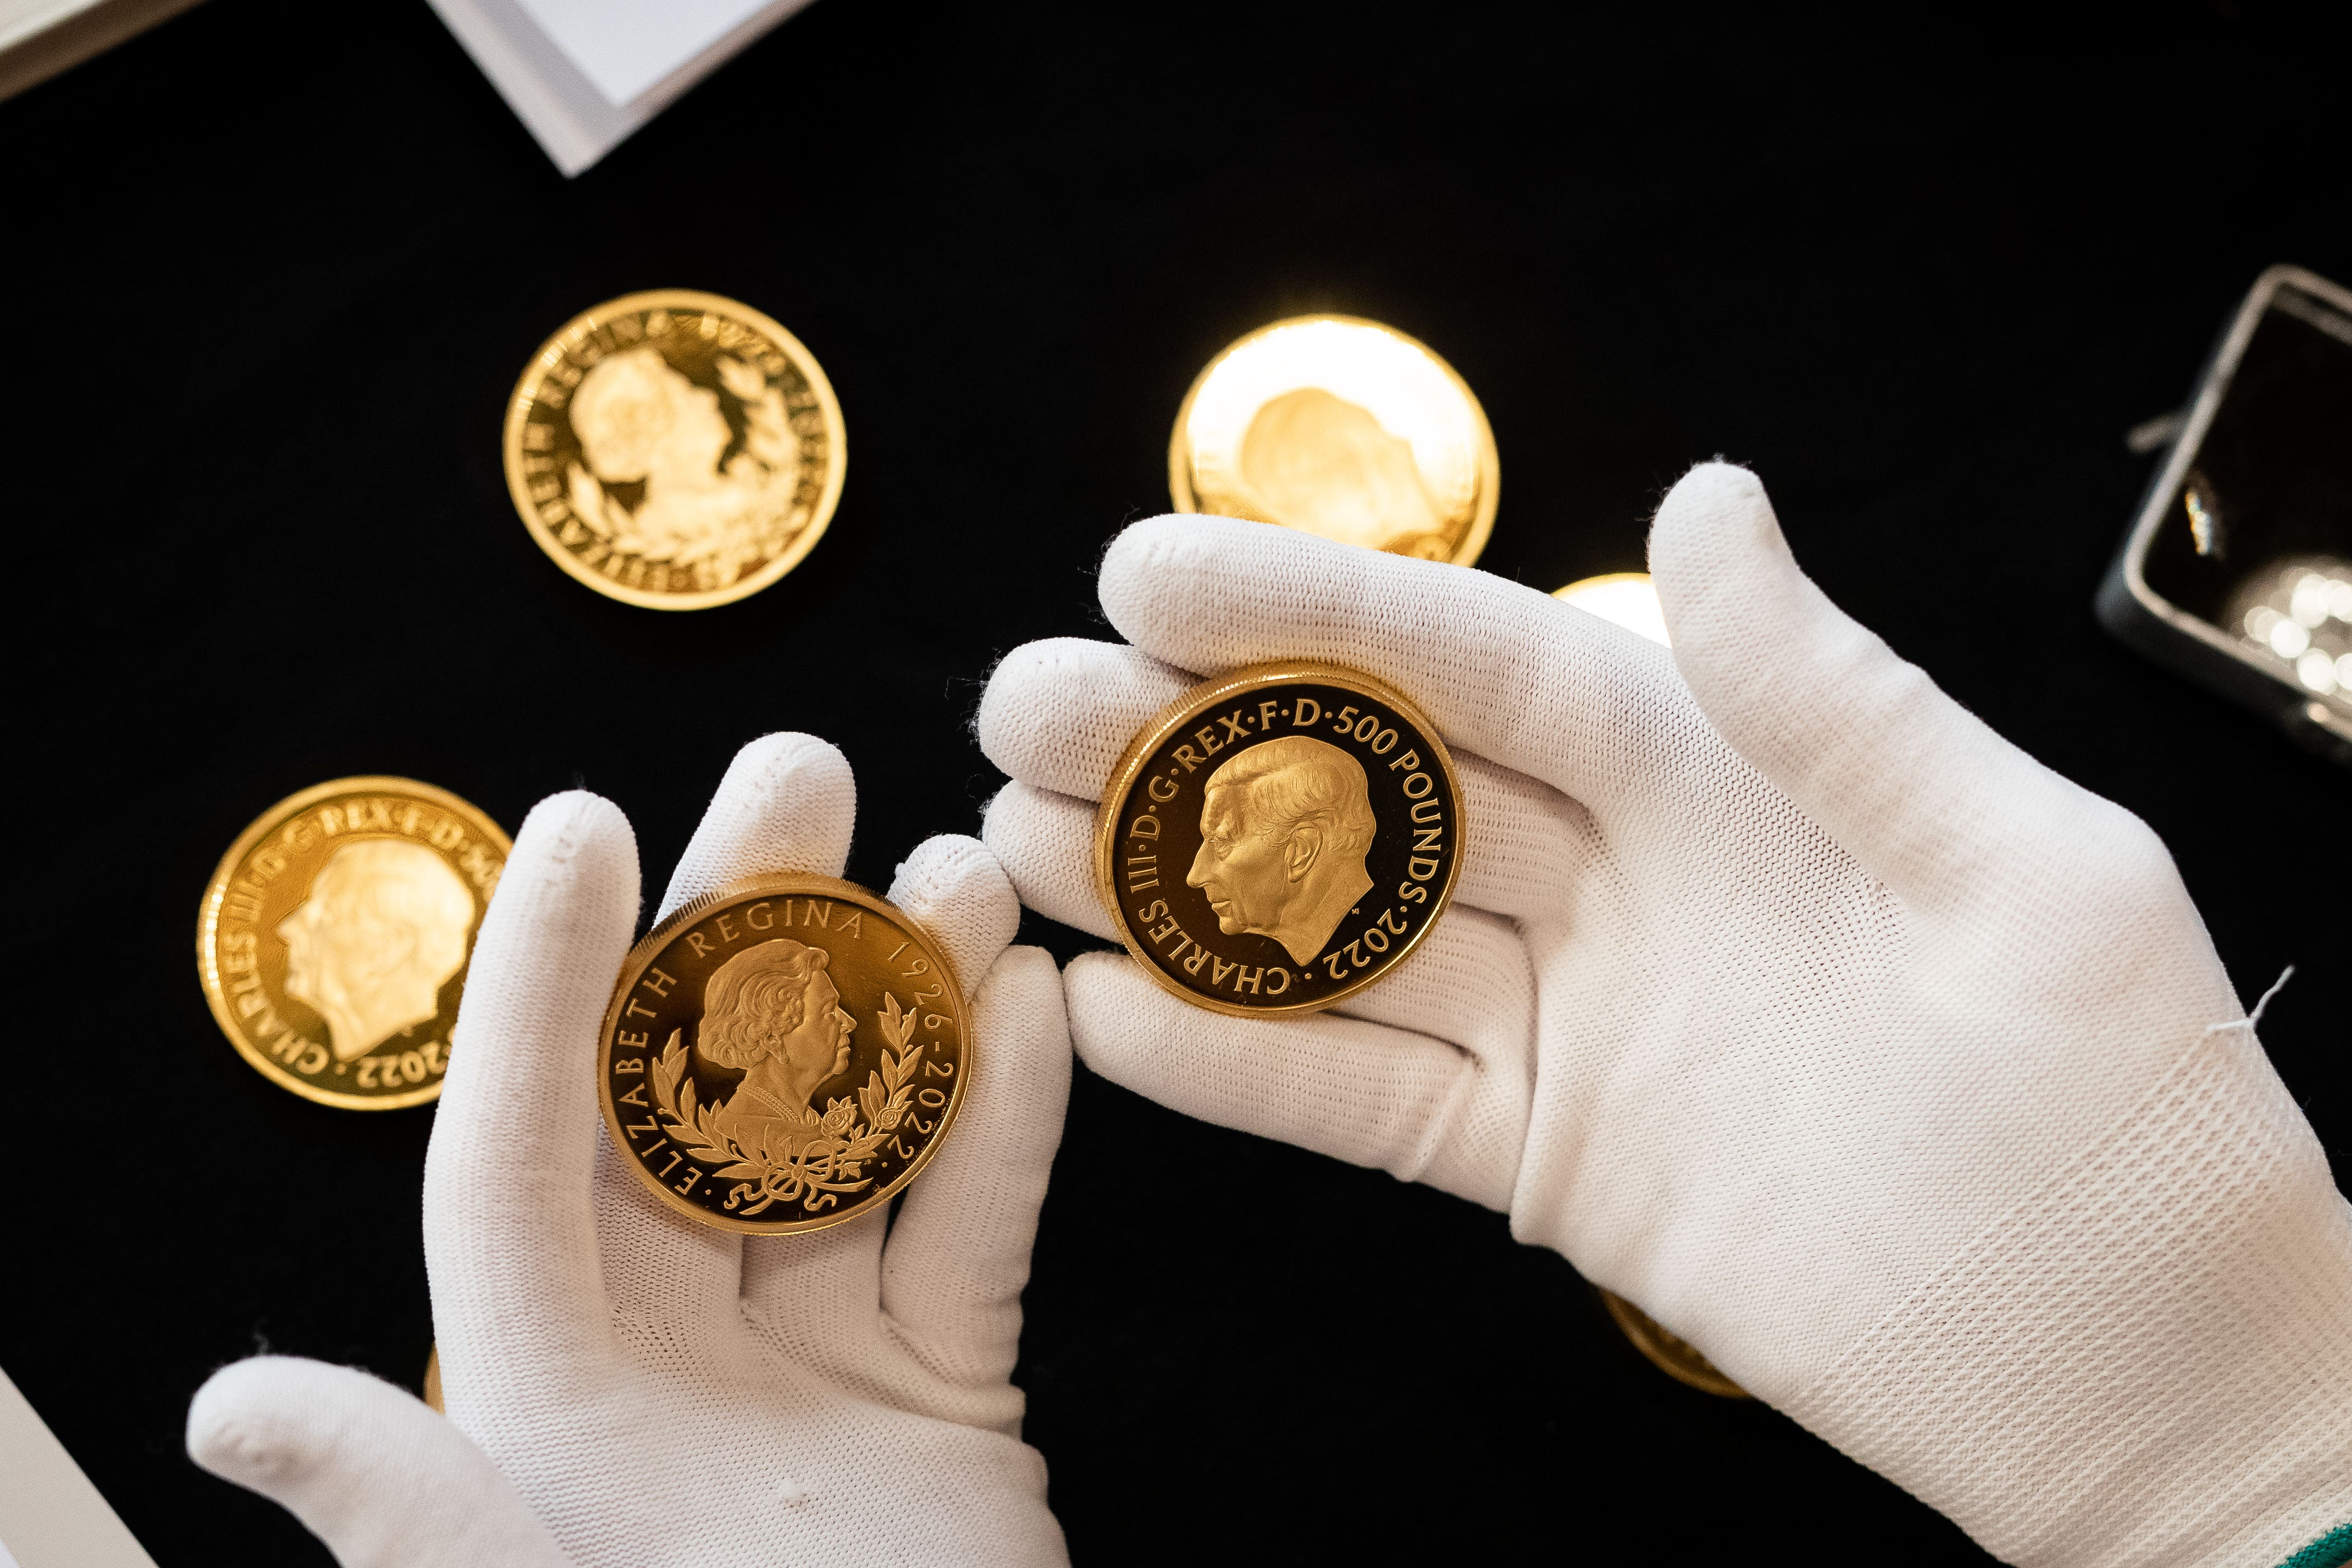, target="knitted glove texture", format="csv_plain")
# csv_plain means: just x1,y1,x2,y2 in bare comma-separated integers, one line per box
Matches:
976,463,2352,1568
190,734,1072,1567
